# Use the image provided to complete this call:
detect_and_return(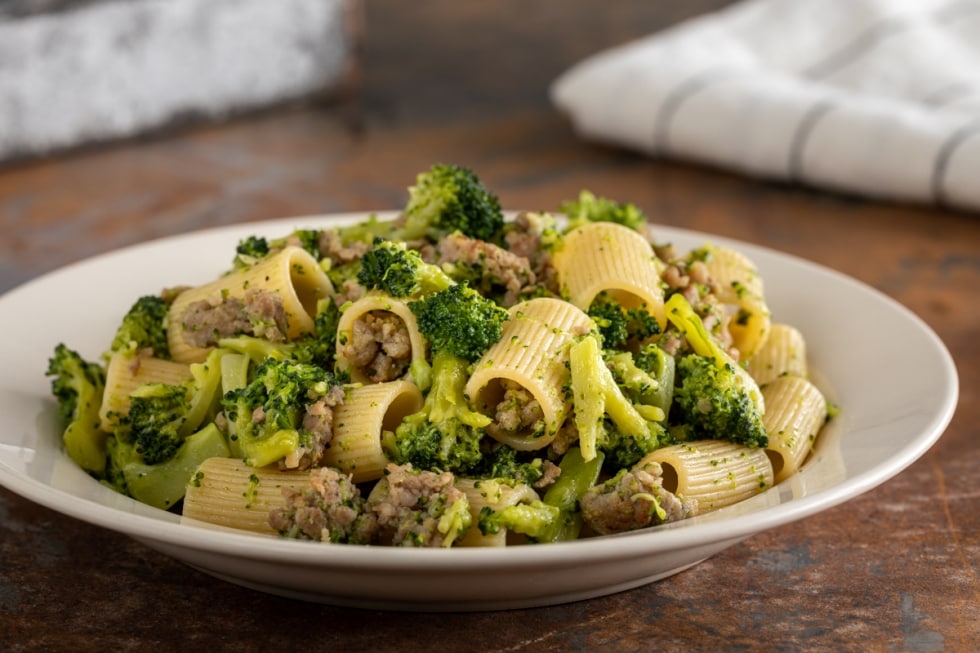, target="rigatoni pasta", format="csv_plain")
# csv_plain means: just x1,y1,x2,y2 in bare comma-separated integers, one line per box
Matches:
551,221,666,332
324,380,423,483
167,246,333,363
762,376,828,483
465,297,593,450
637,440,774,513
